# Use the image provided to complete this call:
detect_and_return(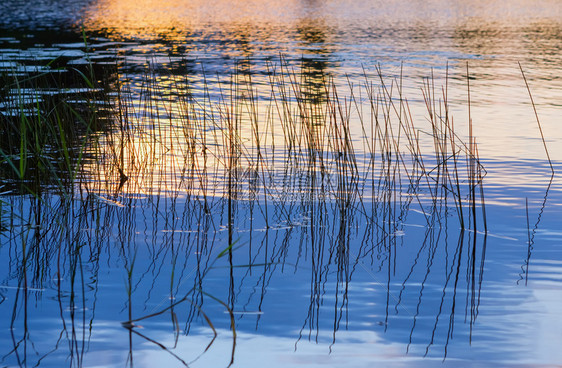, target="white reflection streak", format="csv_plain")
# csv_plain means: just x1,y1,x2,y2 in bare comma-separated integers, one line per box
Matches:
349,250,414,317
